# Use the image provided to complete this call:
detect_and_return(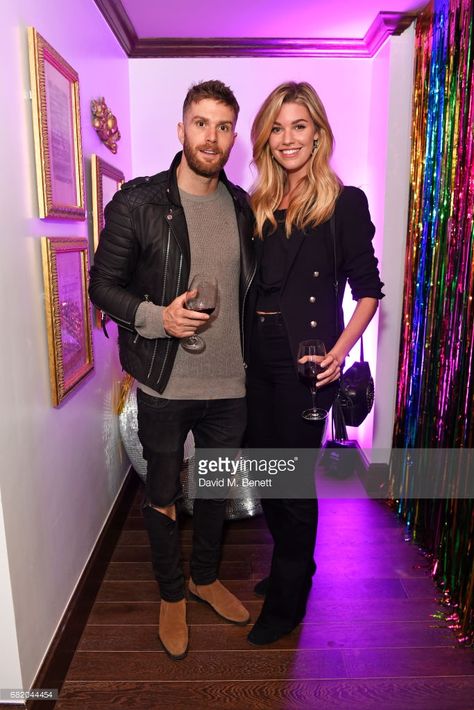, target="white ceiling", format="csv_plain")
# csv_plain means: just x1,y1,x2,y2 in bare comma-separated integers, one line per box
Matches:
120,0,427,38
